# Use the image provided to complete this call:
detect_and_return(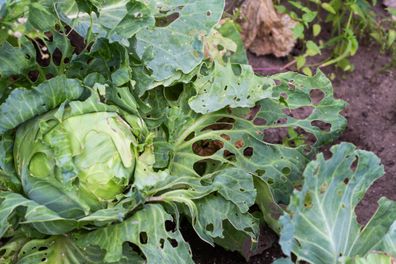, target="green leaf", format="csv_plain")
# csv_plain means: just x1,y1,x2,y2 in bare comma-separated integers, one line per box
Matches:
193,195,259,245
378,222,396,256
313,24,321,37
217,19,248,64
0,76,84,134
79,204,194,264
0,134,20,191
188,62,274,114
305,40,321,56
321,3,336,14
135,0,224,81
111,67,130,86
0,42,31,77
0,235,144,264
292,23,305,39
302,66,312,76
296,56,306,70
279,143,396,263
387,30,396,48
56,0,155,46
157,70,346,203
0,192,76,236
